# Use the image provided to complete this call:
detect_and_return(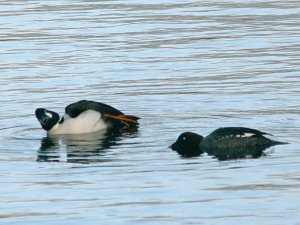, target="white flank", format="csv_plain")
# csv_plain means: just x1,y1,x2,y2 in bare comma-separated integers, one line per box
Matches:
48,110,107,134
